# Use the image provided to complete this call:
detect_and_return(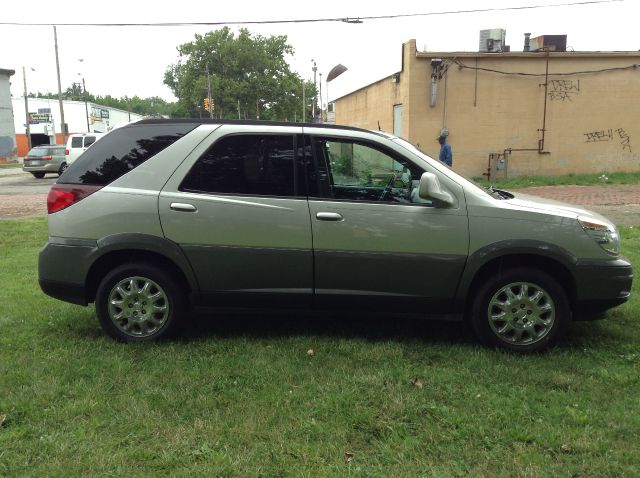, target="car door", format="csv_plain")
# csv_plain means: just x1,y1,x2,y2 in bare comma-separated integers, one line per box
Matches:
159,124,313,309
305,129,469,314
